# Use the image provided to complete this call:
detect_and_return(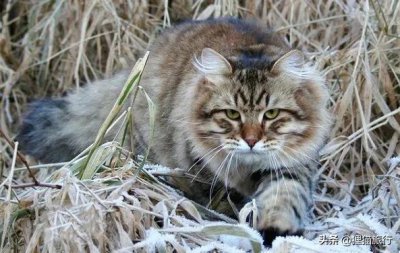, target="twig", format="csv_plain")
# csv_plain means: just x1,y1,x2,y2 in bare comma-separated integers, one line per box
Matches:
0,128,39,185
149,170,211,185
4,183,62,189
0,128,62,190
